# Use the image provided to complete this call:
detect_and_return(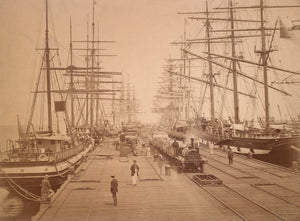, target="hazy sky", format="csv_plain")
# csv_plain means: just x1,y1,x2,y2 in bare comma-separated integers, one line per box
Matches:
0,0,204,125
0,0,300,126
